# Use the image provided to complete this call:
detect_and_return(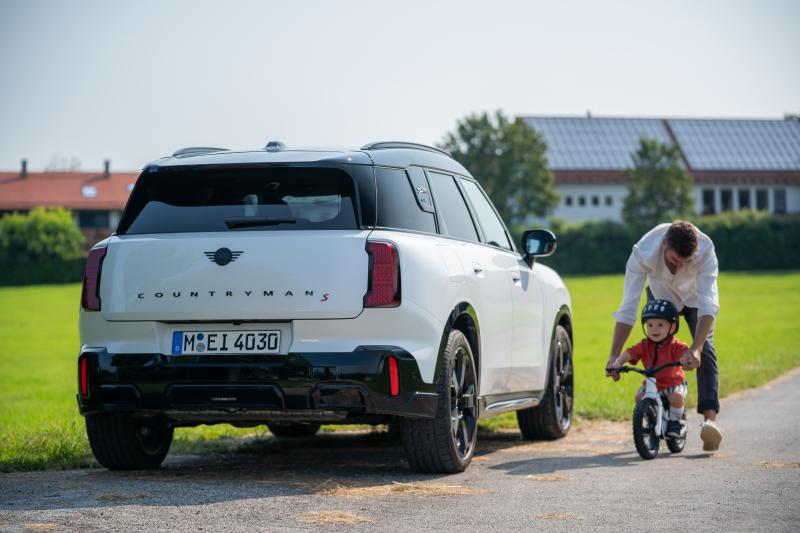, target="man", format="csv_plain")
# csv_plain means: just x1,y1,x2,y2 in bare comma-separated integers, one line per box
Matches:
605,220,723,451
